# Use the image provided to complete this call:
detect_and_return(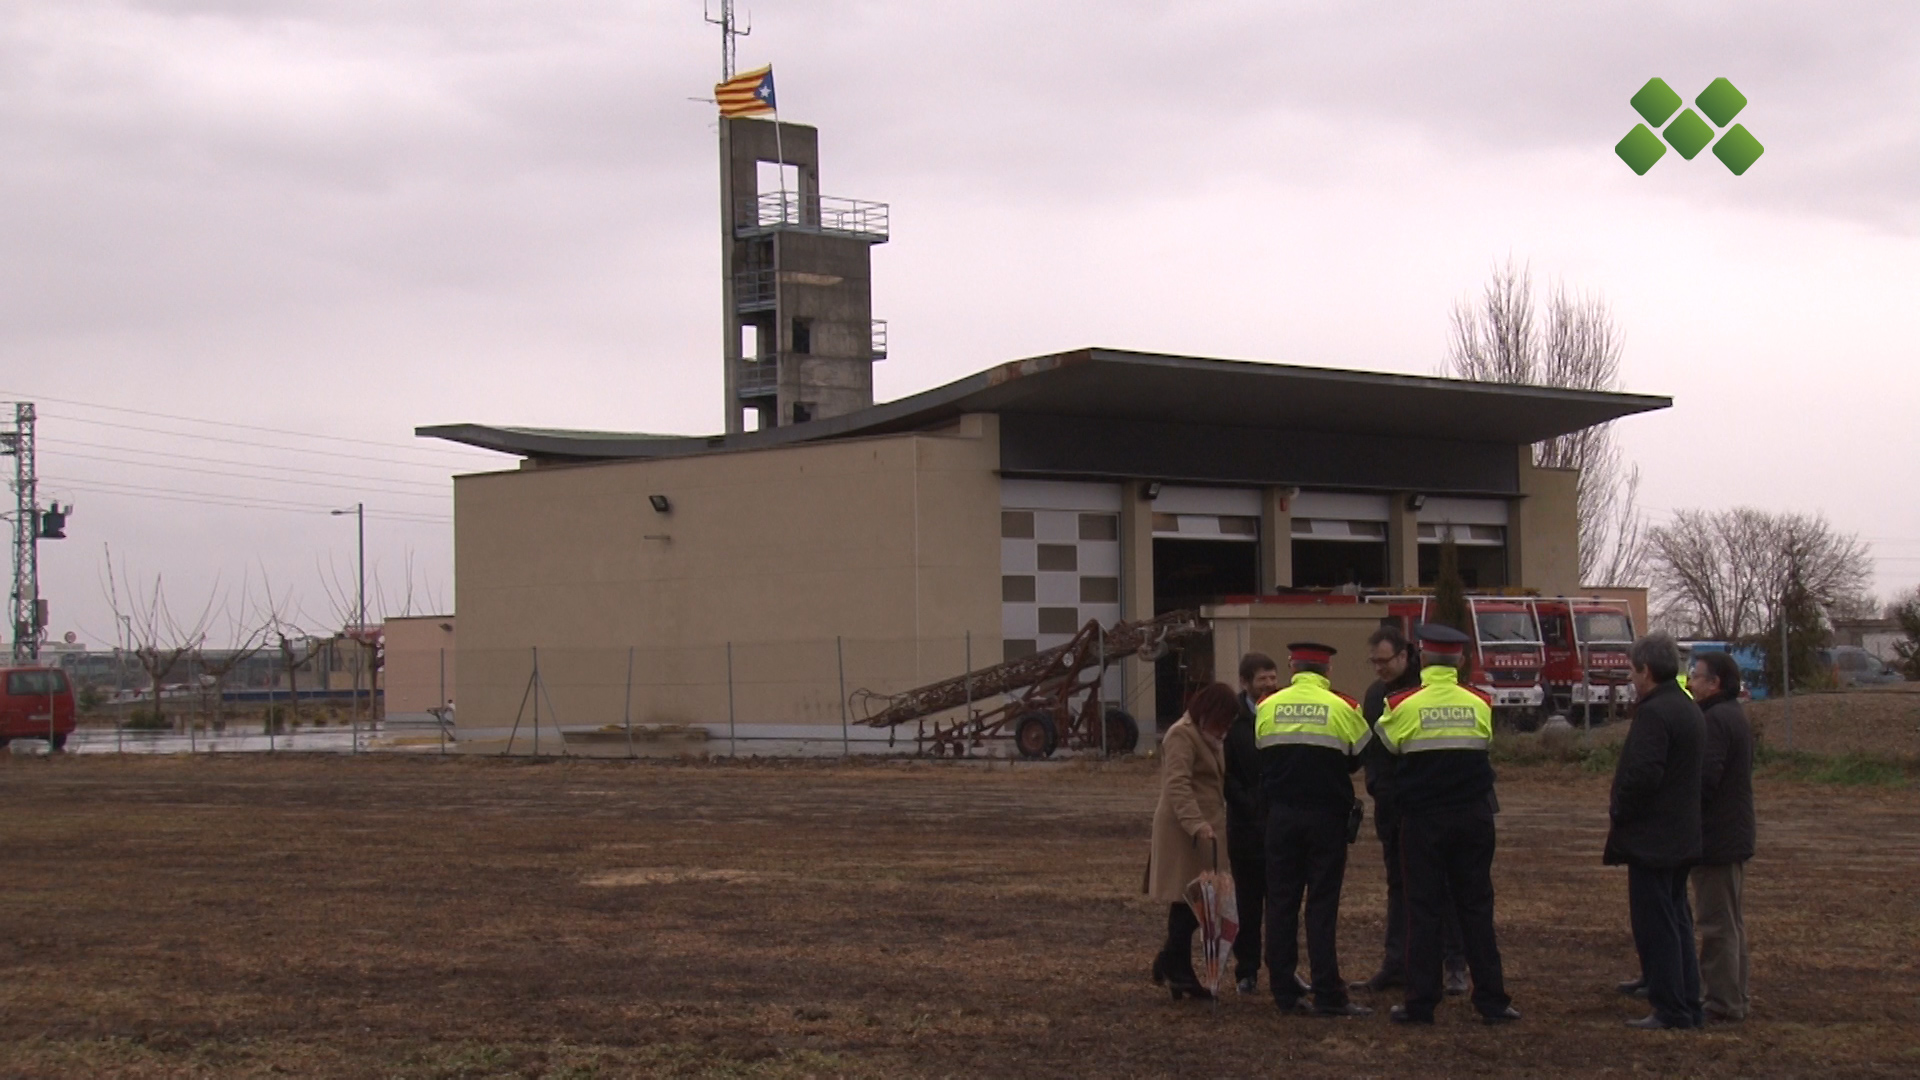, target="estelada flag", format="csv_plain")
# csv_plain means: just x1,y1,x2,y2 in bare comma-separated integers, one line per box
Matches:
715,65,776,118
